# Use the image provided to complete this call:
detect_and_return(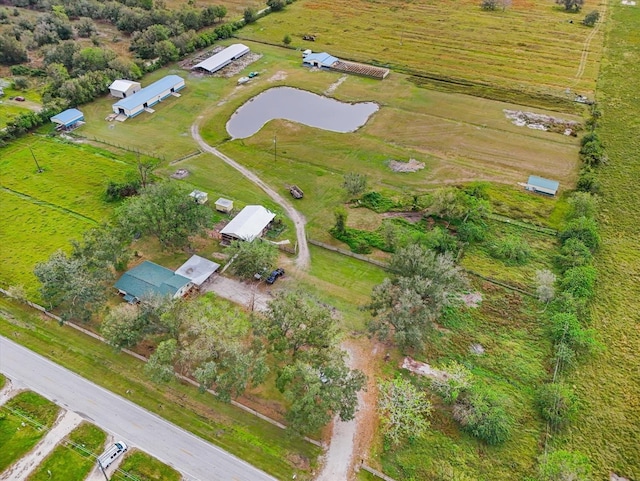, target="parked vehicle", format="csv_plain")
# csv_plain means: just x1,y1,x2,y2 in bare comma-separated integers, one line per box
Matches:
237,77,250,85
97,441,128,469
266,268,285,284
248,71,259,78
14,96,25,102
